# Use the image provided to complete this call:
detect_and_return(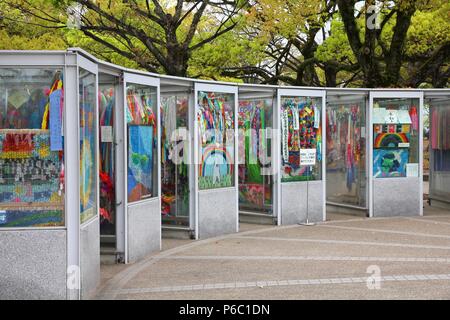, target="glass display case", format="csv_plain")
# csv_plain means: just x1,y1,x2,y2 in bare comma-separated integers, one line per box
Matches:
99,82,116,236
369,91,423,217
161,94,190,227
123,72,161,263
238,97,273,215
277,89,326,224
194,82,238,239
79,68,97,224
280,96,323,182
126,83,158,202
0,50,100,300
0,68,65,228
197,91,235,190
372,98,420,179
326,94,367,210
426,93,450,205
